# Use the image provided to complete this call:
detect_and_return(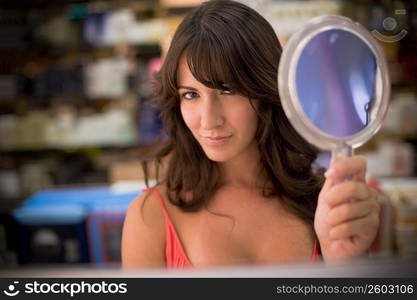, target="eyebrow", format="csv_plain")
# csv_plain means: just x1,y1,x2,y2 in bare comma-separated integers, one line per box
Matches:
177,85,198,91
177,84,231,91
